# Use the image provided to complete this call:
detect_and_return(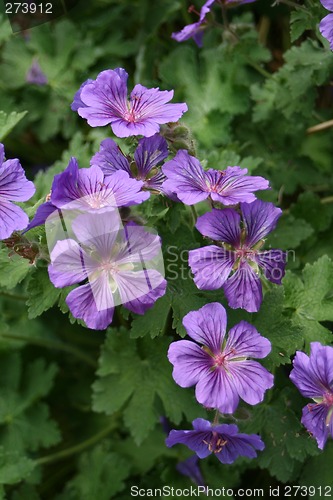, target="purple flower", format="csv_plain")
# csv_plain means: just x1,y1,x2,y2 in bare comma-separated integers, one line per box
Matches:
166,418,264,464
172,1,256,47
26,59,48,86
290,342,333,450
48,210,166,330
319,1,333,50
71,79,94,111
91,134,169,194
27,157,149,231
172,0,215,47
72,68,187,138
168,302,273,413
176,455,205,487
0,144,35,240
188,201,286,312
162,150,269,205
